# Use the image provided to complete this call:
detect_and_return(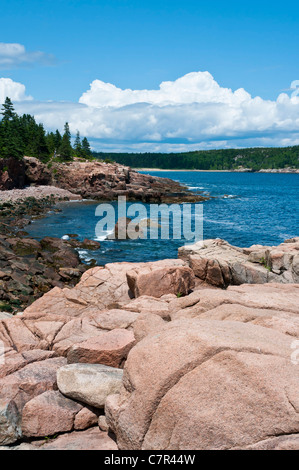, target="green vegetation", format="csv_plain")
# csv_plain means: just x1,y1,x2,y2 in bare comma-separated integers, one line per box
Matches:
0,97,92,162
93,146,299,171
0,301,13,313
260,257,272,271
2,96,298,171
